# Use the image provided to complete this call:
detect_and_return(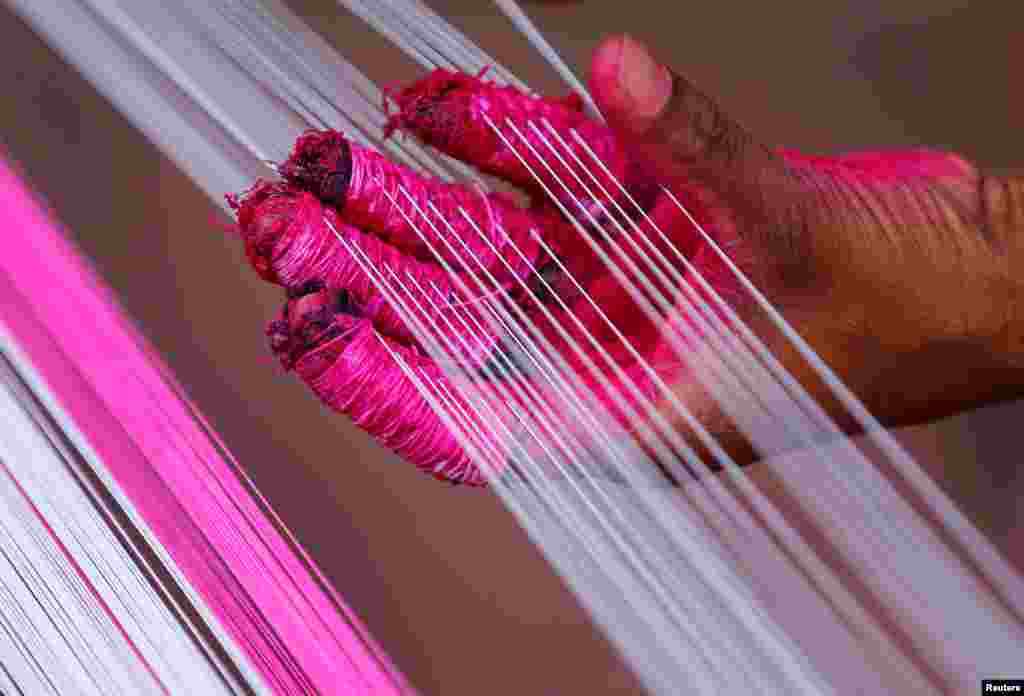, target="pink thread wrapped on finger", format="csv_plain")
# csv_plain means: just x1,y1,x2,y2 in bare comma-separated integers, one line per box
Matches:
274,293,492,485
385,69,629,213
230,181,501,359
281,129,555,282
303,320,492,485
225,66,742,487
